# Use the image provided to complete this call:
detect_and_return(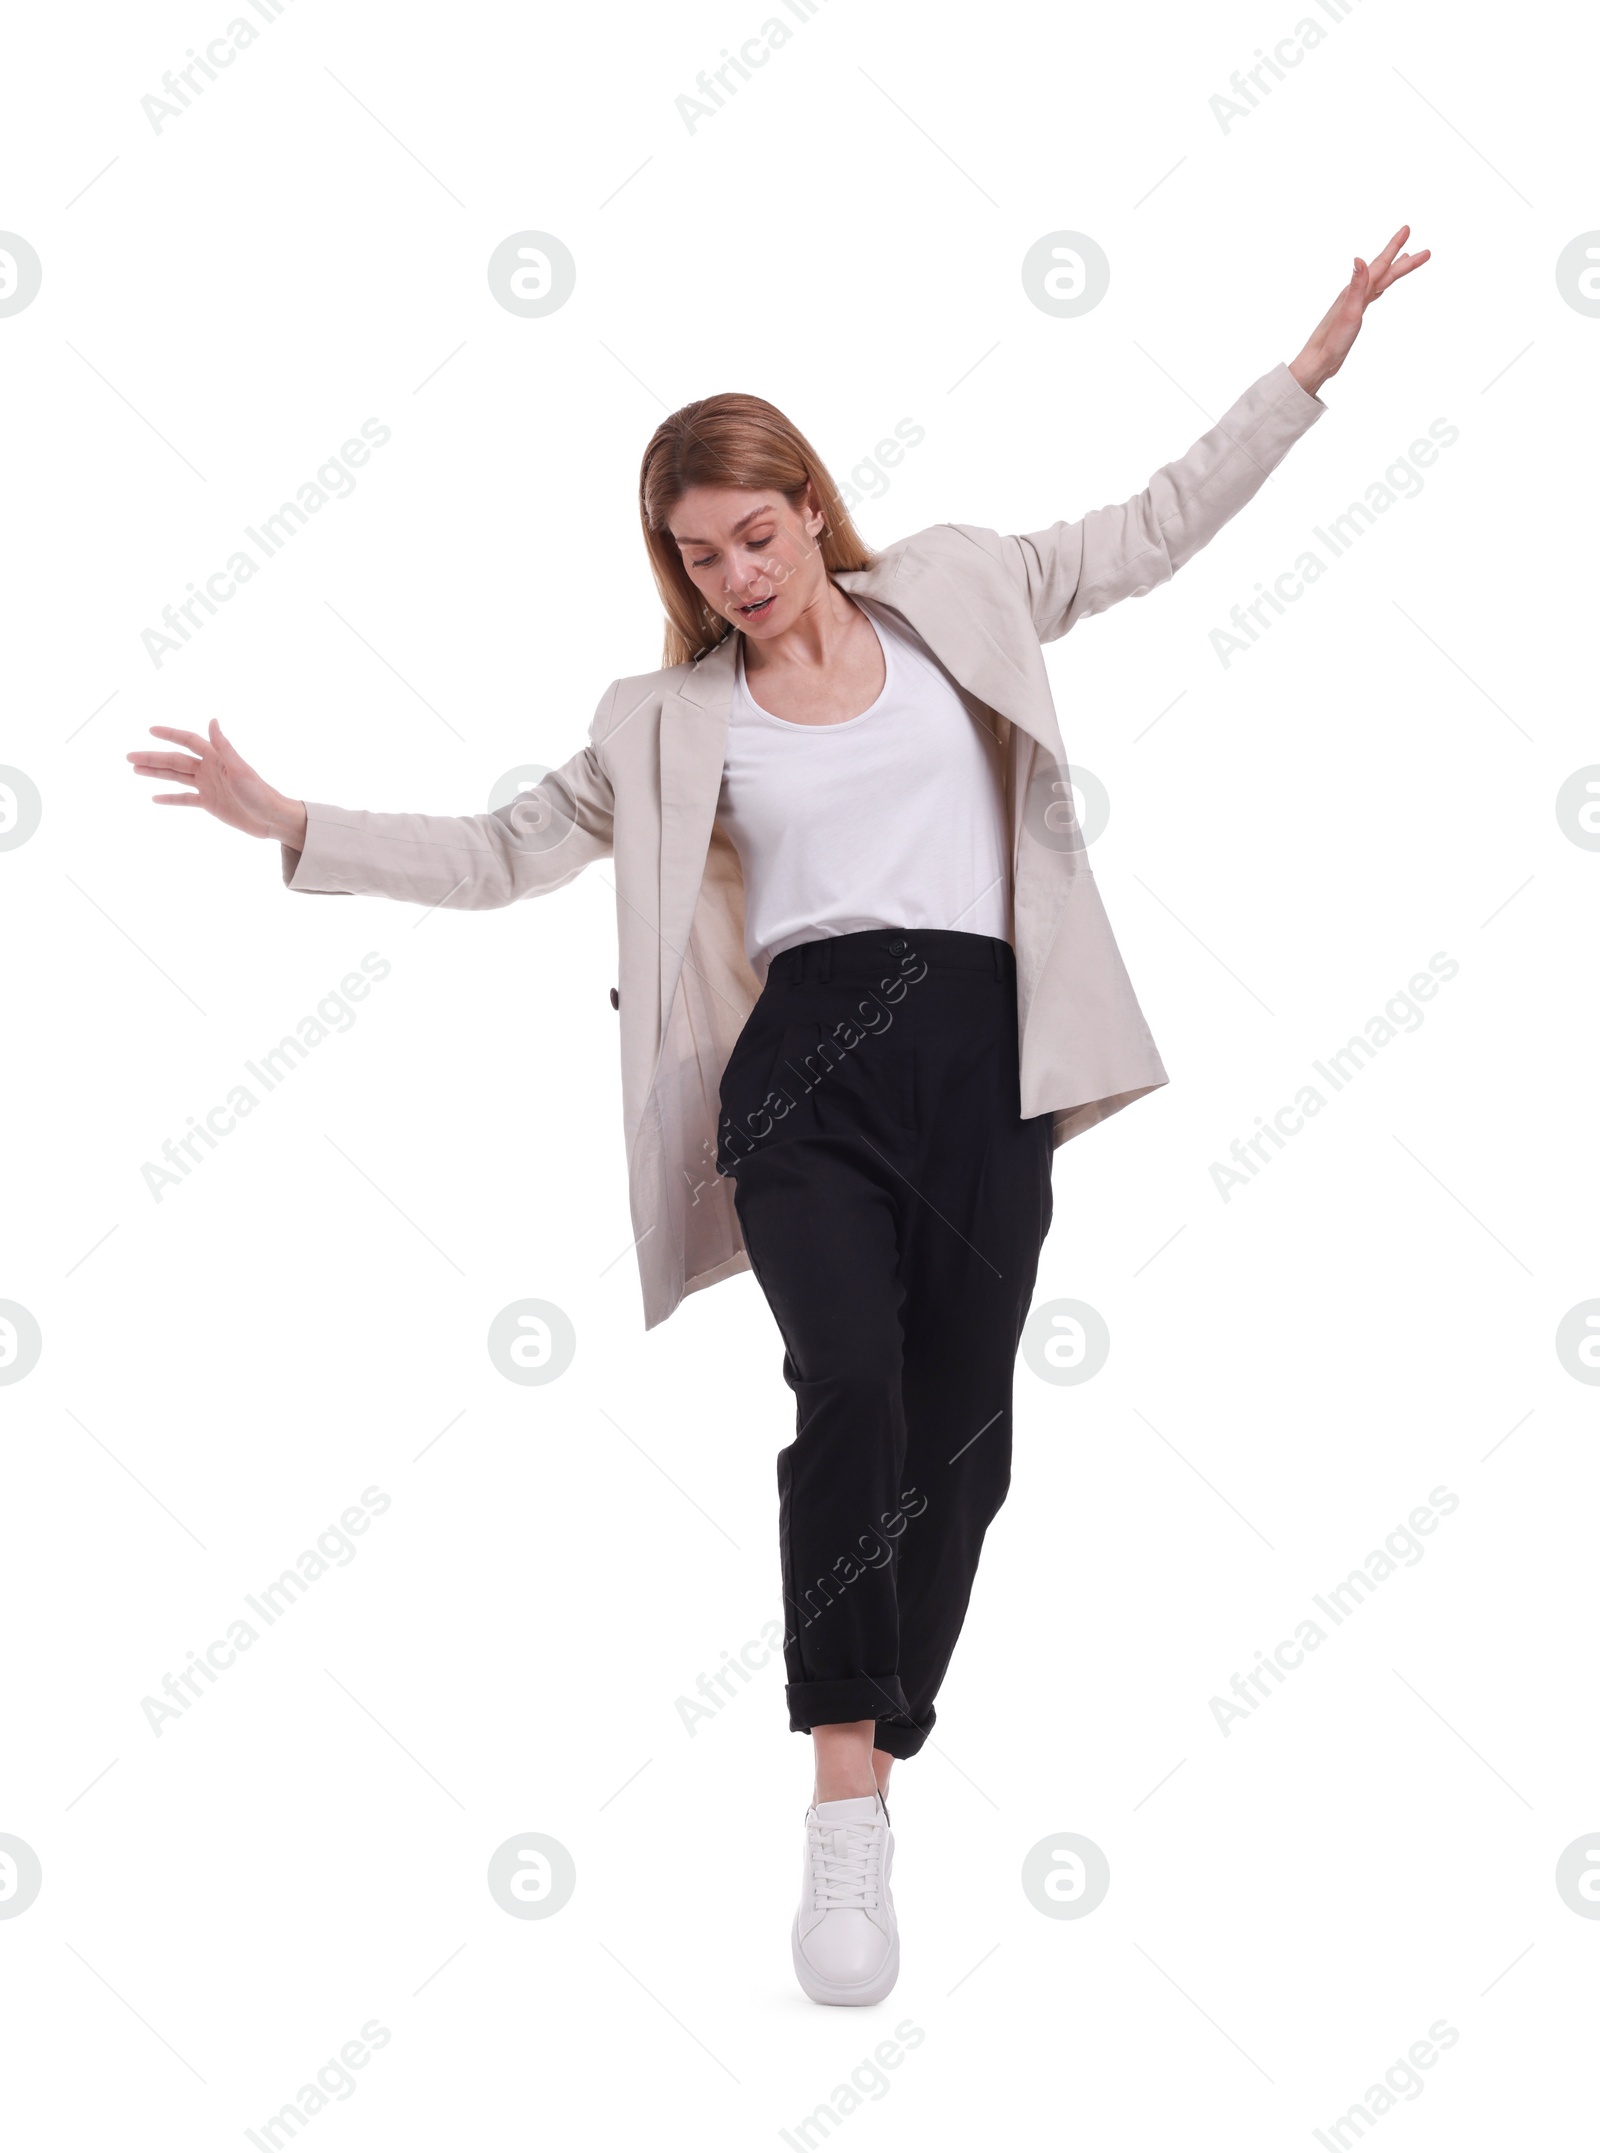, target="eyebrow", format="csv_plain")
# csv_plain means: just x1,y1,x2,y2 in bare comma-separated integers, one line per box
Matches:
671,505,775,547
